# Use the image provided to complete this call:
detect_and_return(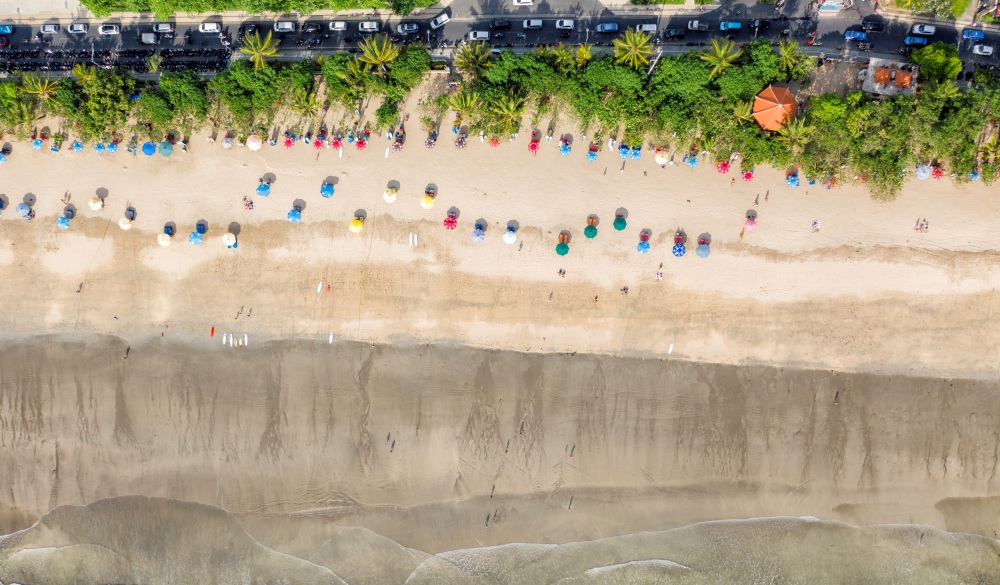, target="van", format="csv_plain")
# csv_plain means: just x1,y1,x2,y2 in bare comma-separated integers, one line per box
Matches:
359,21,380,32
329,21,347,31
274,21,297,33
523,19,543,30
139,32,157,44
468,30,490,41
635,24,657,34
198,22,221,34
